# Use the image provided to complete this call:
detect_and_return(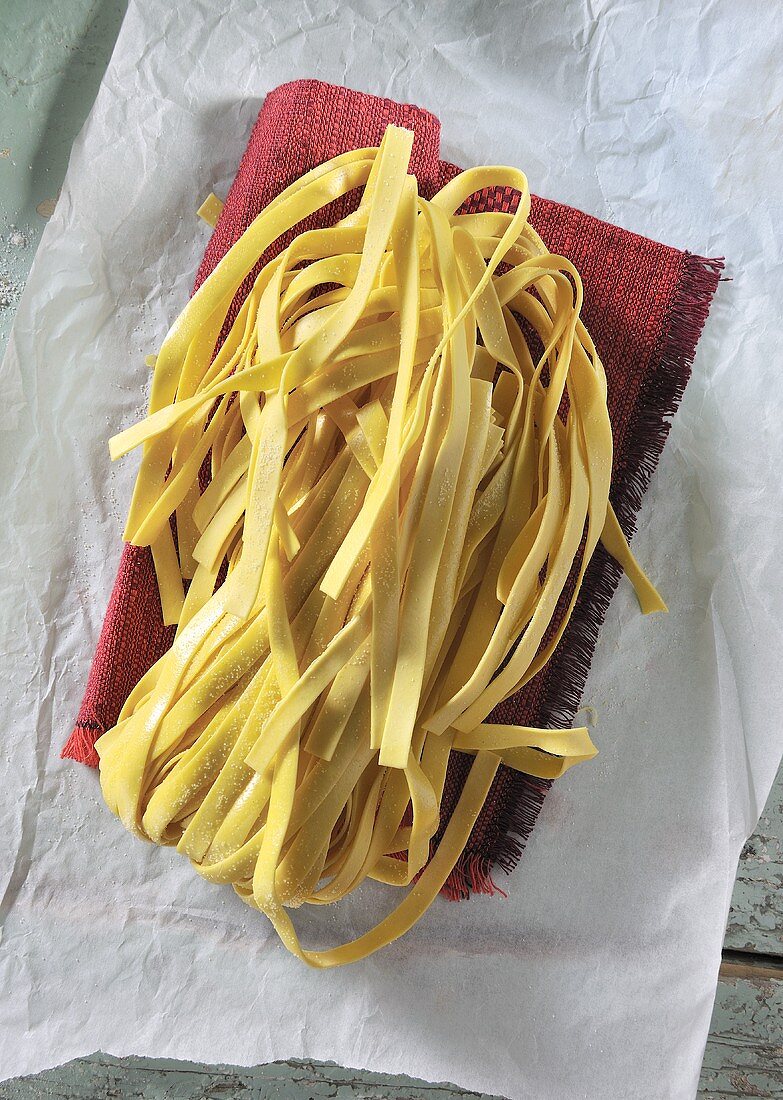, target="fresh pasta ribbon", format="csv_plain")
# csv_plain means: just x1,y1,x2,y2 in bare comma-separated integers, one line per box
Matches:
197,192,225,228
96,125,664,966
